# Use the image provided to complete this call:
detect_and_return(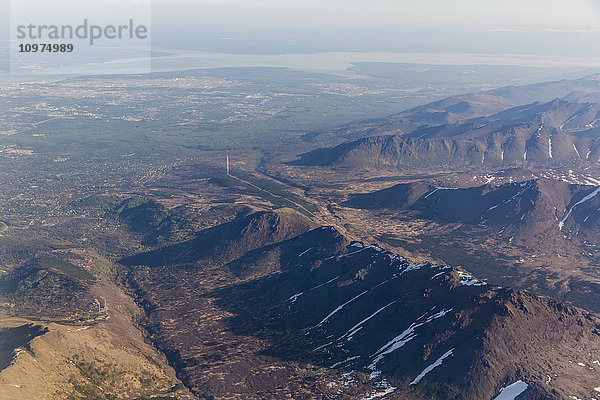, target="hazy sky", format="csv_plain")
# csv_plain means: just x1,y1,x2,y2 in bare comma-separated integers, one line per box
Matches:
153,0,600,31
146,0,600,61
4,0,600,67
